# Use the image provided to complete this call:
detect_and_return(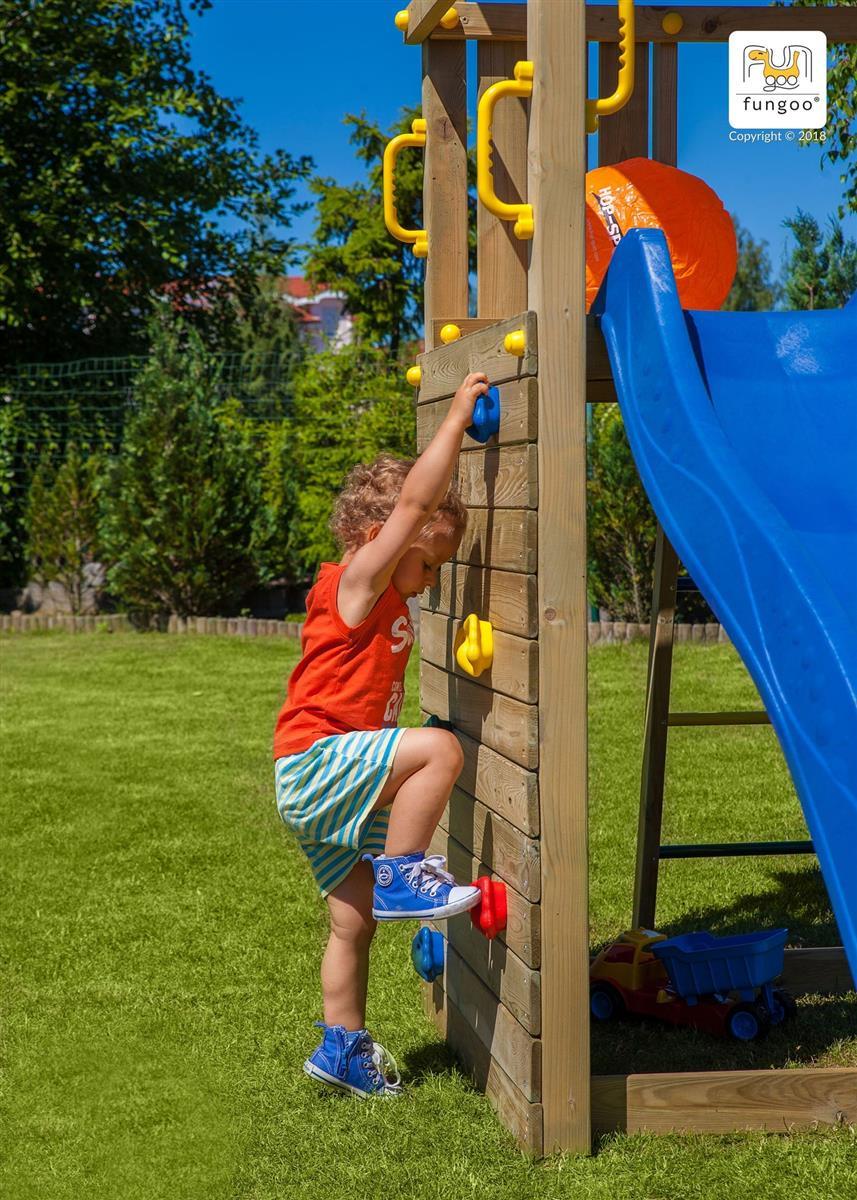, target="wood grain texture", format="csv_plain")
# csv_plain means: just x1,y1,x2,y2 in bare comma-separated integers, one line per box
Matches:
527,0,590,1154
421,721,539,836
422,39,469,349
456,508,537,573
424,984,543,1153
404,0,456,43
423,562,538,639
477,39,529,320
417,378,538,450
428,824,540,966
430,914,541,1034
417,312,538,402
441,785,541,899
430,4,857,45
421,660,539,769
455,443,538,509
781,947,854,997
431,318,499,342
597,40,649,164
420,609,538,704
443,945,542,1100
652,42,678,167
